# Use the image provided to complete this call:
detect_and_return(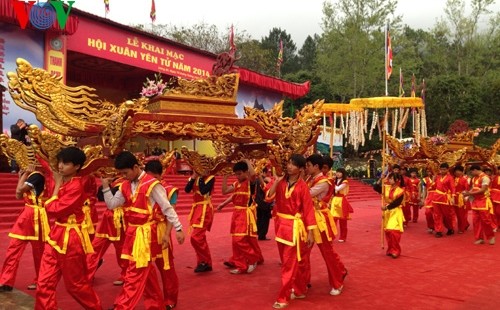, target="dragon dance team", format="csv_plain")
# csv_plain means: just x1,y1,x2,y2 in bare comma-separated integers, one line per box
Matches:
0,146,498,309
